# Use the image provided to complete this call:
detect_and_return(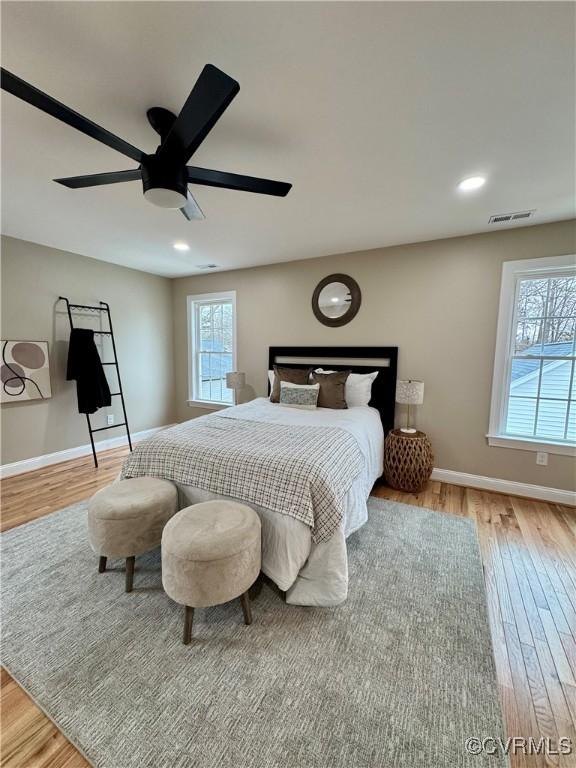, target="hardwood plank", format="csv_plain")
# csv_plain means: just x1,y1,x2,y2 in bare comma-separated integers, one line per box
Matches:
555,593,576,643
500,529,535,646
556,507,576,539
490,532,517,627
538,610,576,687
520,642,559,766
537,571,572,638
503,620,546,767
506,530,547,644
444,482,464,516
519,544,556,612
561,683,576,730
533,535,571,599
464,488,491,555
533,635,574,730
499,683,528,768
536,503,576,575
559,633,576,681
484,557,515,689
